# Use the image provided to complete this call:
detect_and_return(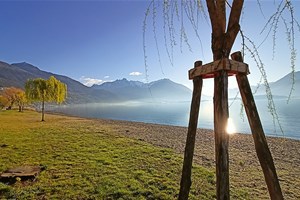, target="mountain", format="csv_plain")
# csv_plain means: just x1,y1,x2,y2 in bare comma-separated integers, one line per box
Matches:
0,61,193,103
0,61,118,103
268,71,300,97
92,78,192,102
228,71,300,98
